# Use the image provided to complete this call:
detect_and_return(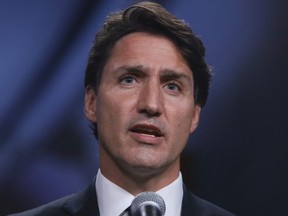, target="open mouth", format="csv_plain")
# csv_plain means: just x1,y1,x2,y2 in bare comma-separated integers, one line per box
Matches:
130,124,163,137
